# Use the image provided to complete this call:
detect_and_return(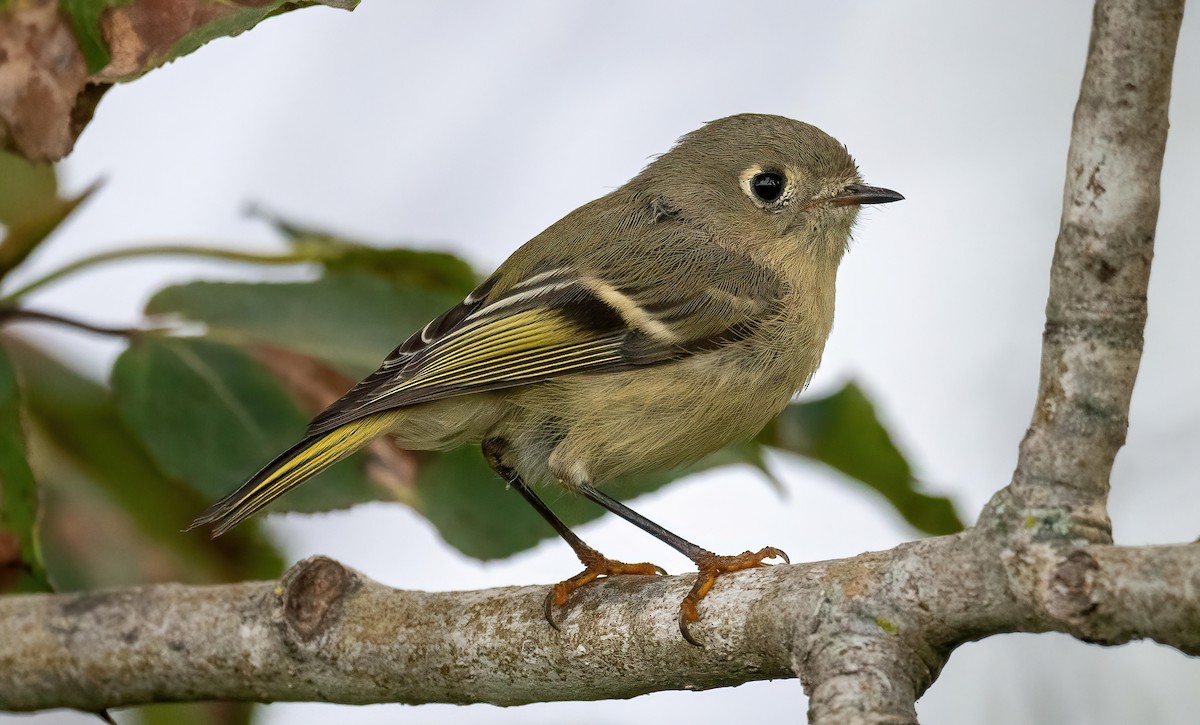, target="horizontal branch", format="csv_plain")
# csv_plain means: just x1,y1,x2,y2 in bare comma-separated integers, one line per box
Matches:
2,537,1197,714
1006,543,1200,655
0,556,796,711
